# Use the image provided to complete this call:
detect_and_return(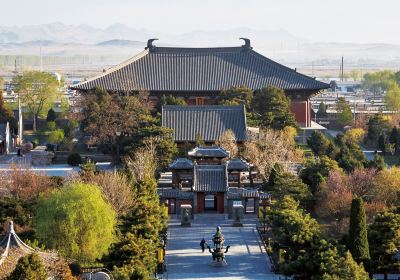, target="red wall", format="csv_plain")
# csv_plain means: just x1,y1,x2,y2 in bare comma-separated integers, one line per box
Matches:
290,100,311,127
217,192,225,213
197,192,205,213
